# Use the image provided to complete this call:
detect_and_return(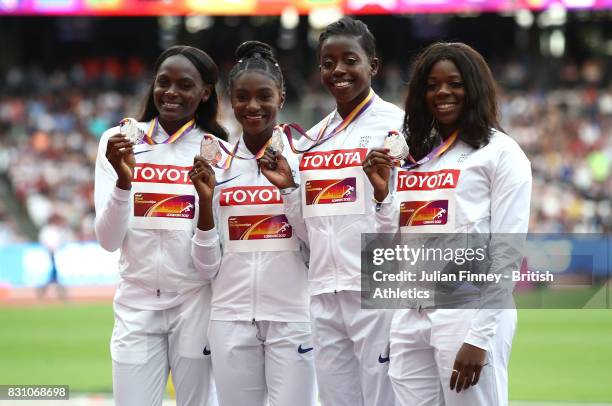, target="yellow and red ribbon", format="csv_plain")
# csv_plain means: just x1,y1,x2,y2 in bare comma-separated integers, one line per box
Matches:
401,130,459,170
202,134,272,170
275,89,375,154
142,117,196,146
201,89,376,169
